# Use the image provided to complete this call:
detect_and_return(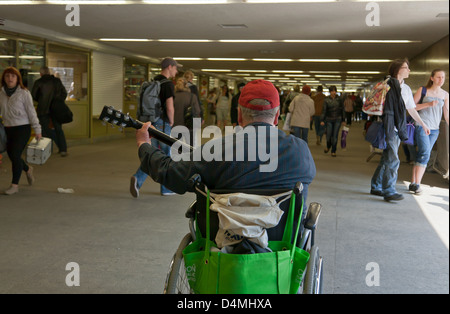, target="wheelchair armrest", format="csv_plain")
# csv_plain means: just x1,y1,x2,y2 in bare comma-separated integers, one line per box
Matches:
185,200,196,219
304,202,322,230
294,182,303,196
